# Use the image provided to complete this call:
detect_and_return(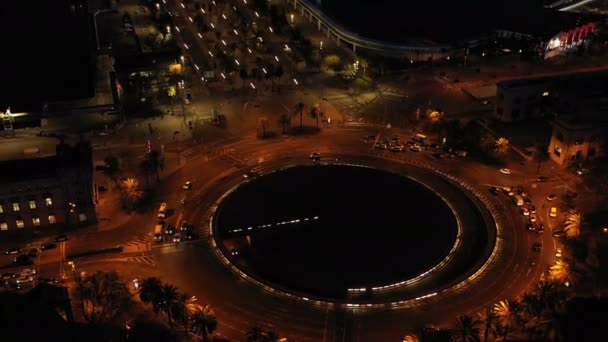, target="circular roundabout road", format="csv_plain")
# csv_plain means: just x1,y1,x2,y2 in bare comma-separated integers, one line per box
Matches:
154,135,542,341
